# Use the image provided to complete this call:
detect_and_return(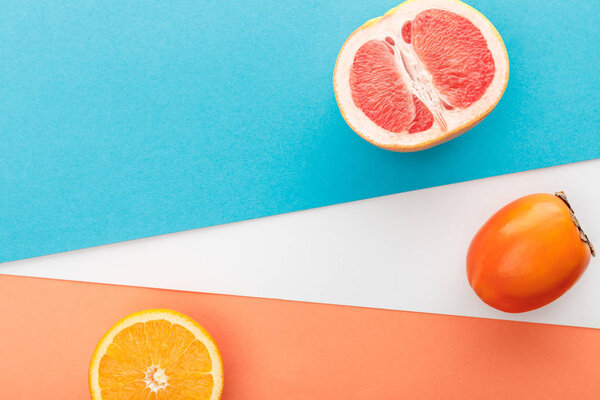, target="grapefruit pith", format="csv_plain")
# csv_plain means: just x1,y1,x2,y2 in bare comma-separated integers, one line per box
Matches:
333,0,509,151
